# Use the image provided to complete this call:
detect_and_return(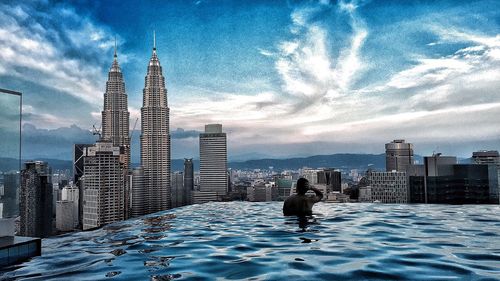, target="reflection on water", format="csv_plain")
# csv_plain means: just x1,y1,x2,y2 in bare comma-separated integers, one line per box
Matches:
1,202,500,280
